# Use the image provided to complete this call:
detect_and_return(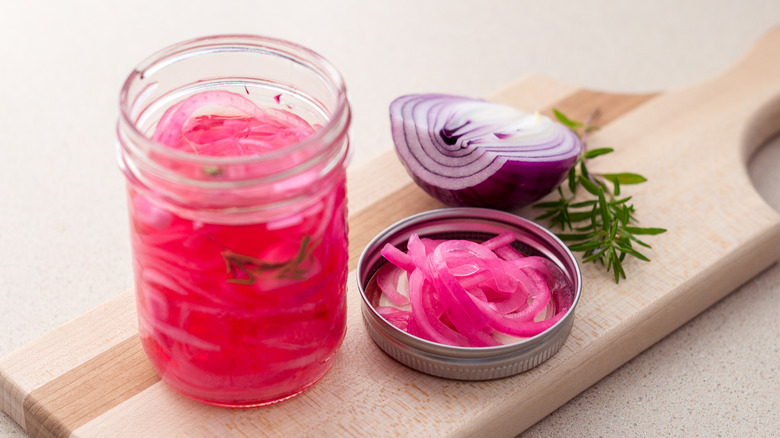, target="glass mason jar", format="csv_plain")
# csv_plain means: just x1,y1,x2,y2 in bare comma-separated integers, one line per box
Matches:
116,35,351,407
